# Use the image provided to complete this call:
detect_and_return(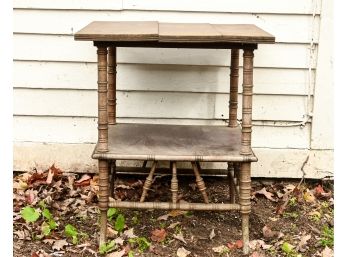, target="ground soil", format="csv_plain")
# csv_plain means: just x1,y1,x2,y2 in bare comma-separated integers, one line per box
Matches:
13,171,334,257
